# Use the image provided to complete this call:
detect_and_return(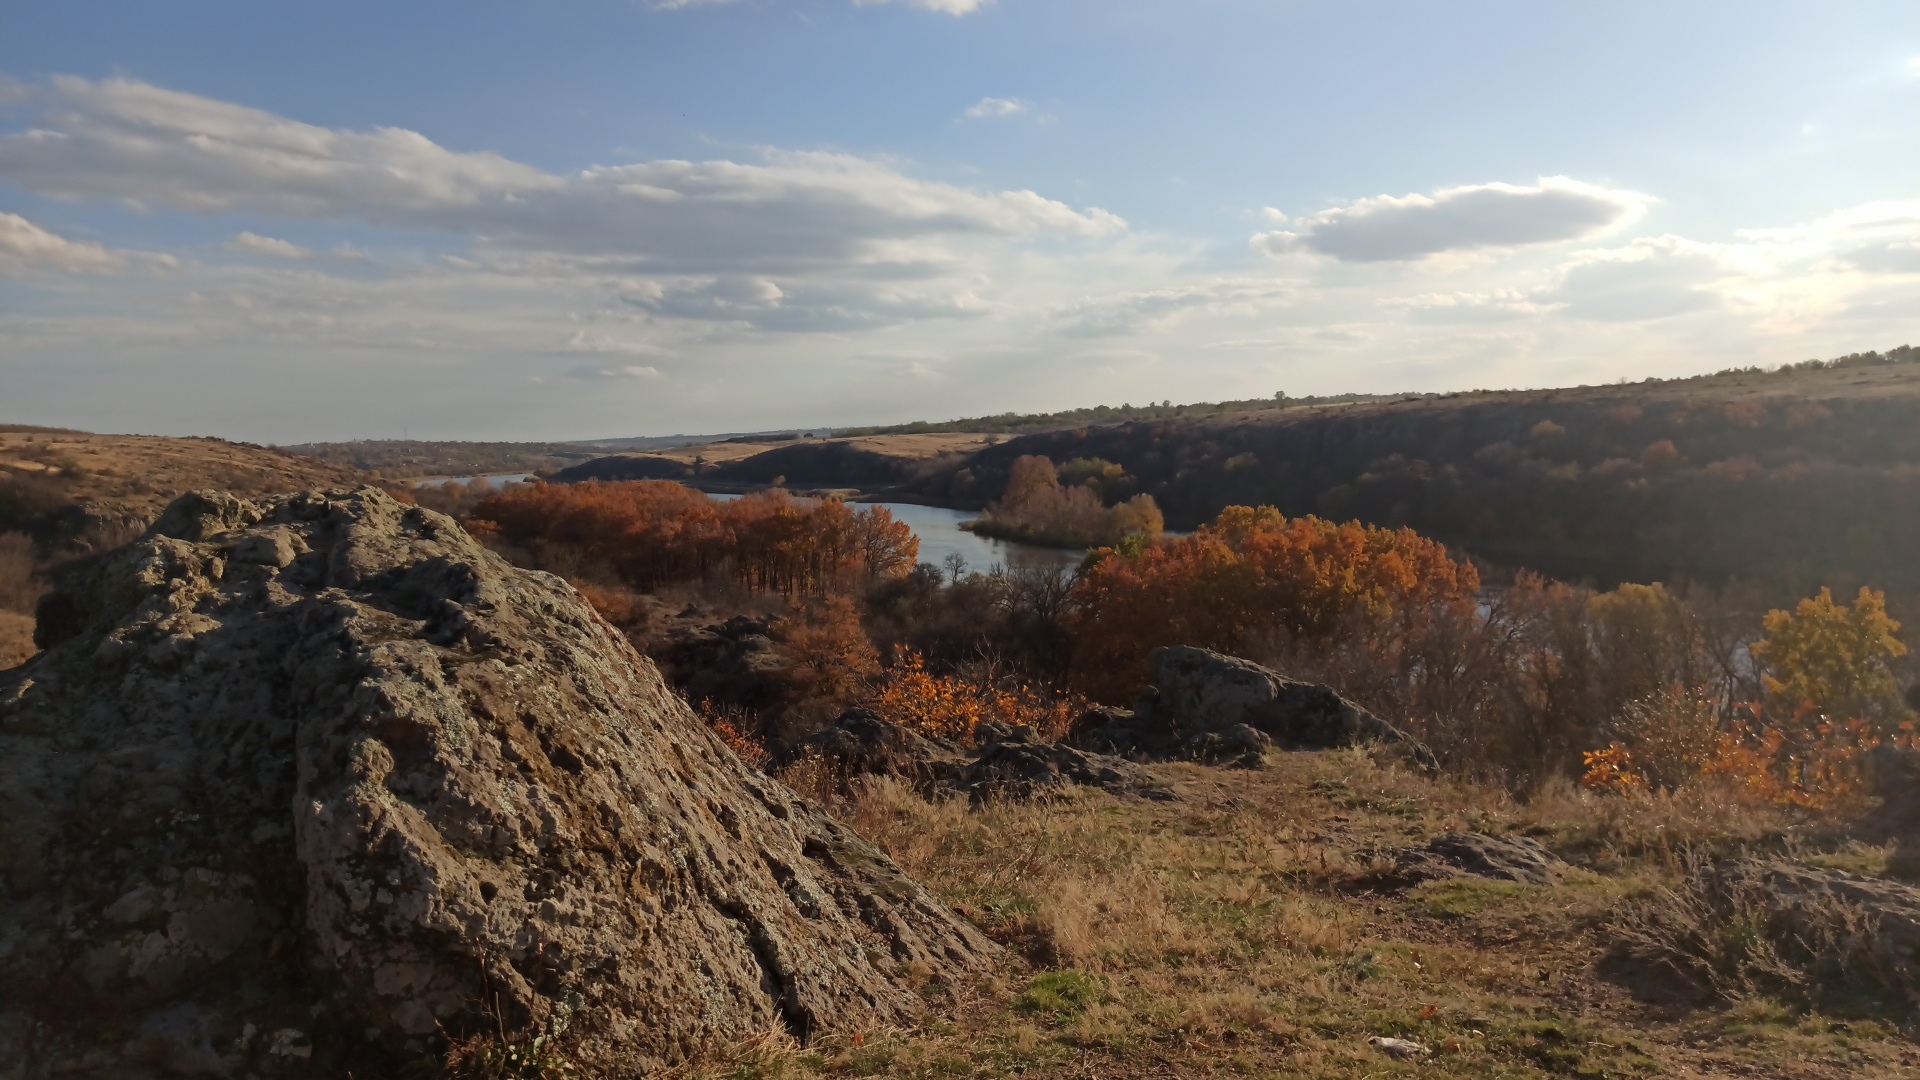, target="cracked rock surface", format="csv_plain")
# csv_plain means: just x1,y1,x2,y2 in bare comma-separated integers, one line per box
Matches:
0,488,995,1078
